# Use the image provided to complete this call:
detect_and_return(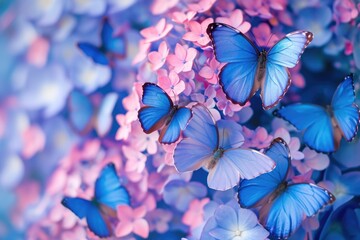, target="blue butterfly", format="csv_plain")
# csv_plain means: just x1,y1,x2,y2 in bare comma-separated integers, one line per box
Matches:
138,83,192,144
207,23,313,110
238,138,335,239
62,163,130,238
78,18,126,65
274,74,360,153
68,90,118,137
